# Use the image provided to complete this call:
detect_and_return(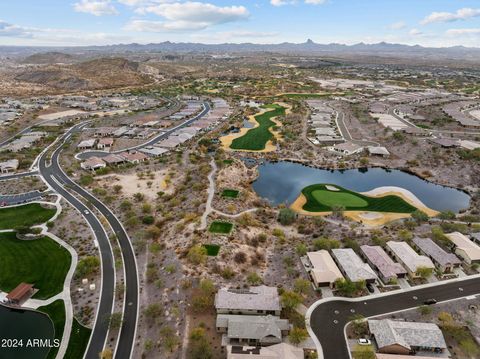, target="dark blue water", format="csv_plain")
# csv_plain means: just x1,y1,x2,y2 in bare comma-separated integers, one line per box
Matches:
252,161,470,213
0,305,54,359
